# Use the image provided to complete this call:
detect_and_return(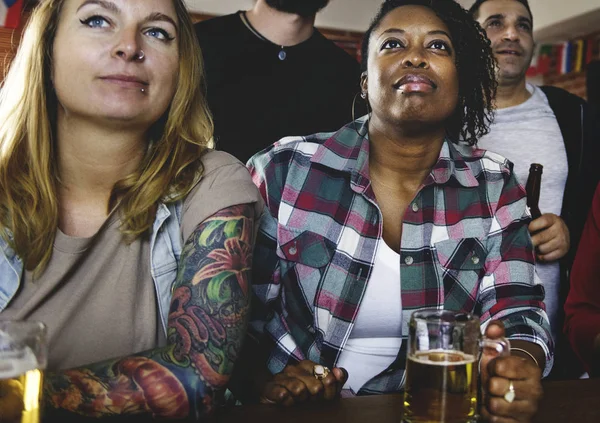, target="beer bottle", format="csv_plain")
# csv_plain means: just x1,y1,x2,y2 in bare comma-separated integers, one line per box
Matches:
525,163,543,220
